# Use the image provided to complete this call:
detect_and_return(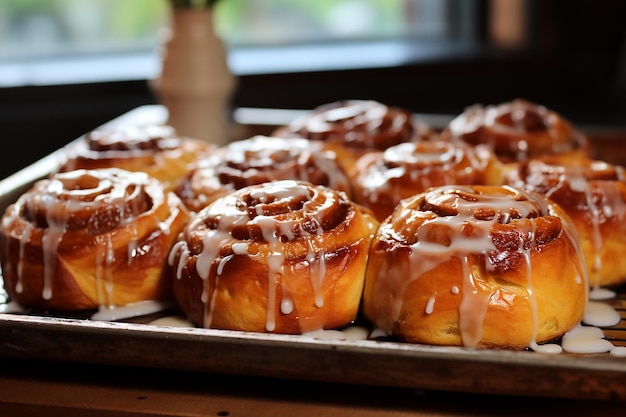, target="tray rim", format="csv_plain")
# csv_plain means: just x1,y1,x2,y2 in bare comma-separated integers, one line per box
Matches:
1,311,625,402
1,105,626,402
1,311,623,371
